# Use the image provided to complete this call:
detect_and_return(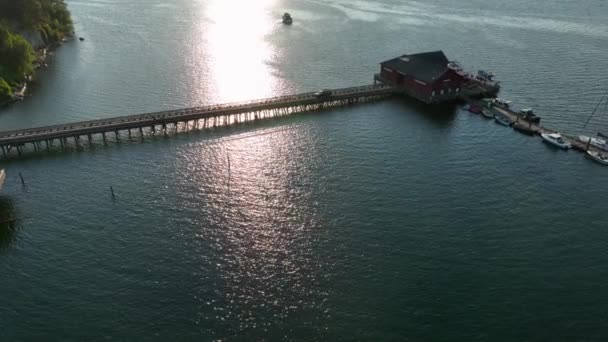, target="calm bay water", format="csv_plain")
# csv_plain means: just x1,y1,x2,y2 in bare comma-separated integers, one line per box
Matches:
1,0,608,340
